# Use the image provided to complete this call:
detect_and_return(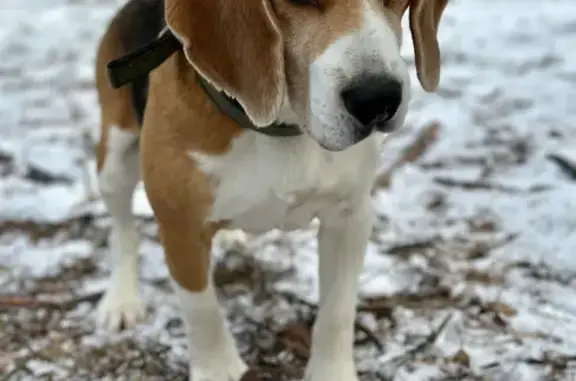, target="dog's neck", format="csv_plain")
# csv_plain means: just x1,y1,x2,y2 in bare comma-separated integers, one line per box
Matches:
194,73,302,138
